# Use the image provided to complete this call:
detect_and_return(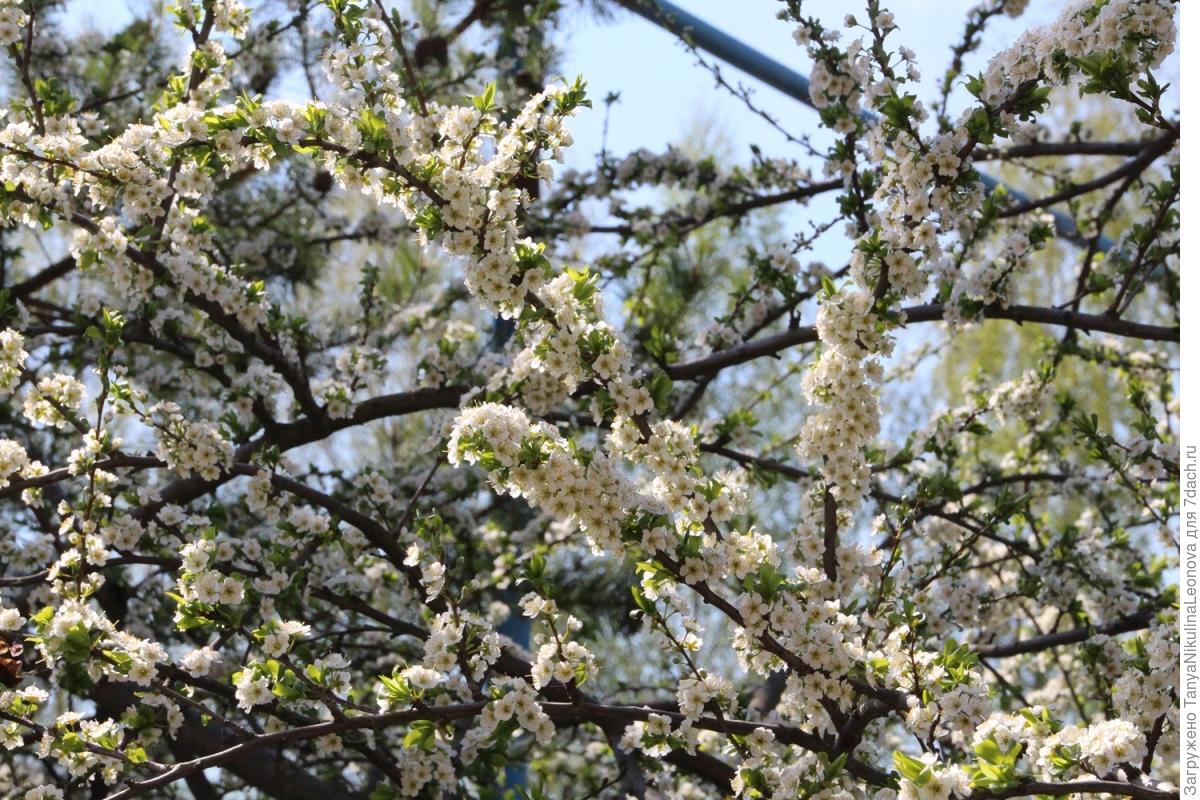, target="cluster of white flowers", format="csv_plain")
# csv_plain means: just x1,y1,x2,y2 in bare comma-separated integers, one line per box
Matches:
0,328,27,392
1113,625,1178,728
28,599,166,690
620,712,681,757
184,568,245,605
448,403,636,553
550,145,812,244
677,672,738,721
179,645,222,677
176,538,246,607
905,683,990,740
22,373,86,429
976,0,1175,108
0,606,24,630
777,671,856,736
150,402,234,480
1035,718,1149,779
308,23,582,318
475,677,555,744
313,652,354,698
940,224,1050,326
258,619,311,658
522,597,597,689
233,669,272,711
316,379,355,419
0,438,30,488
796,291,886,507
896,754,971,800
402,664,443,692
22,787,63,800
418,610,500,682
797,26,867,124
1077,719,1149,776
0,0,27,47
392,743,457,797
